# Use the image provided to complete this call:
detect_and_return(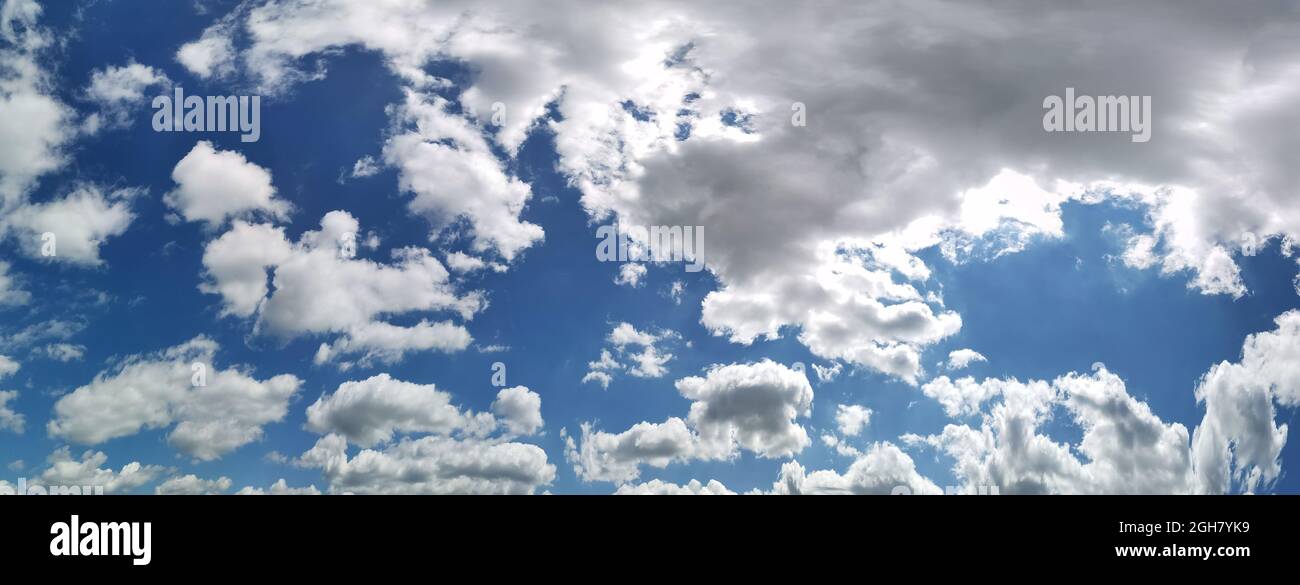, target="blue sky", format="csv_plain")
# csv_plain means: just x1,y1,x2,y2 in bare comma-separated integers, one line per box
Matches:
2,0,1299,495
